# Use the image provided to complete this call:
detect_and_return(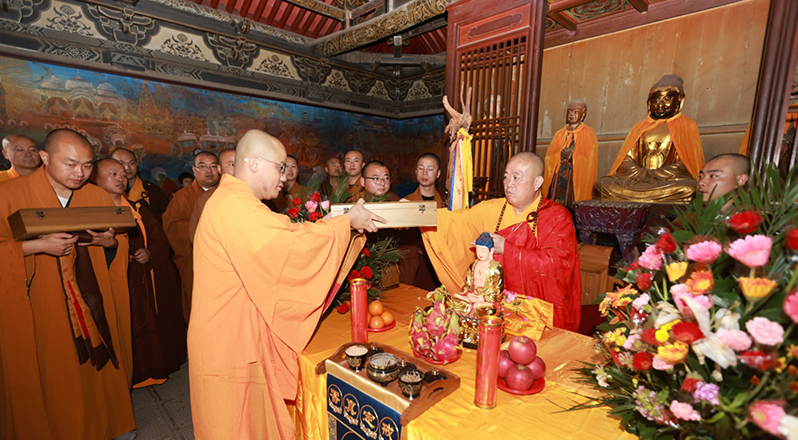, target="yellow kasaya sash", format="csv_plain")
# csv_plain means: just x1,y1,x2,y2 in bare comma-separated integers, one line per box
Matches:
448,128,473,211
